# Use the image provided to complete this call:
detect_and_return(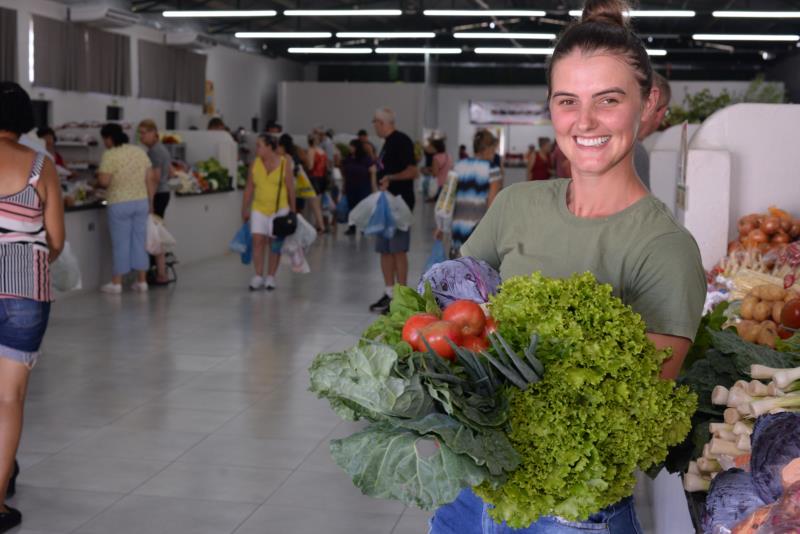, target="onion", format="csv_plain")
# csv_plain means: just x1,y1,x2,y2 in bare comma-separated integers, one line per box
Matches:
790,222,800,239
772,231,790,245
781,219,792,232
762,216,781,235
748,228,768,244
739,220,756,235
